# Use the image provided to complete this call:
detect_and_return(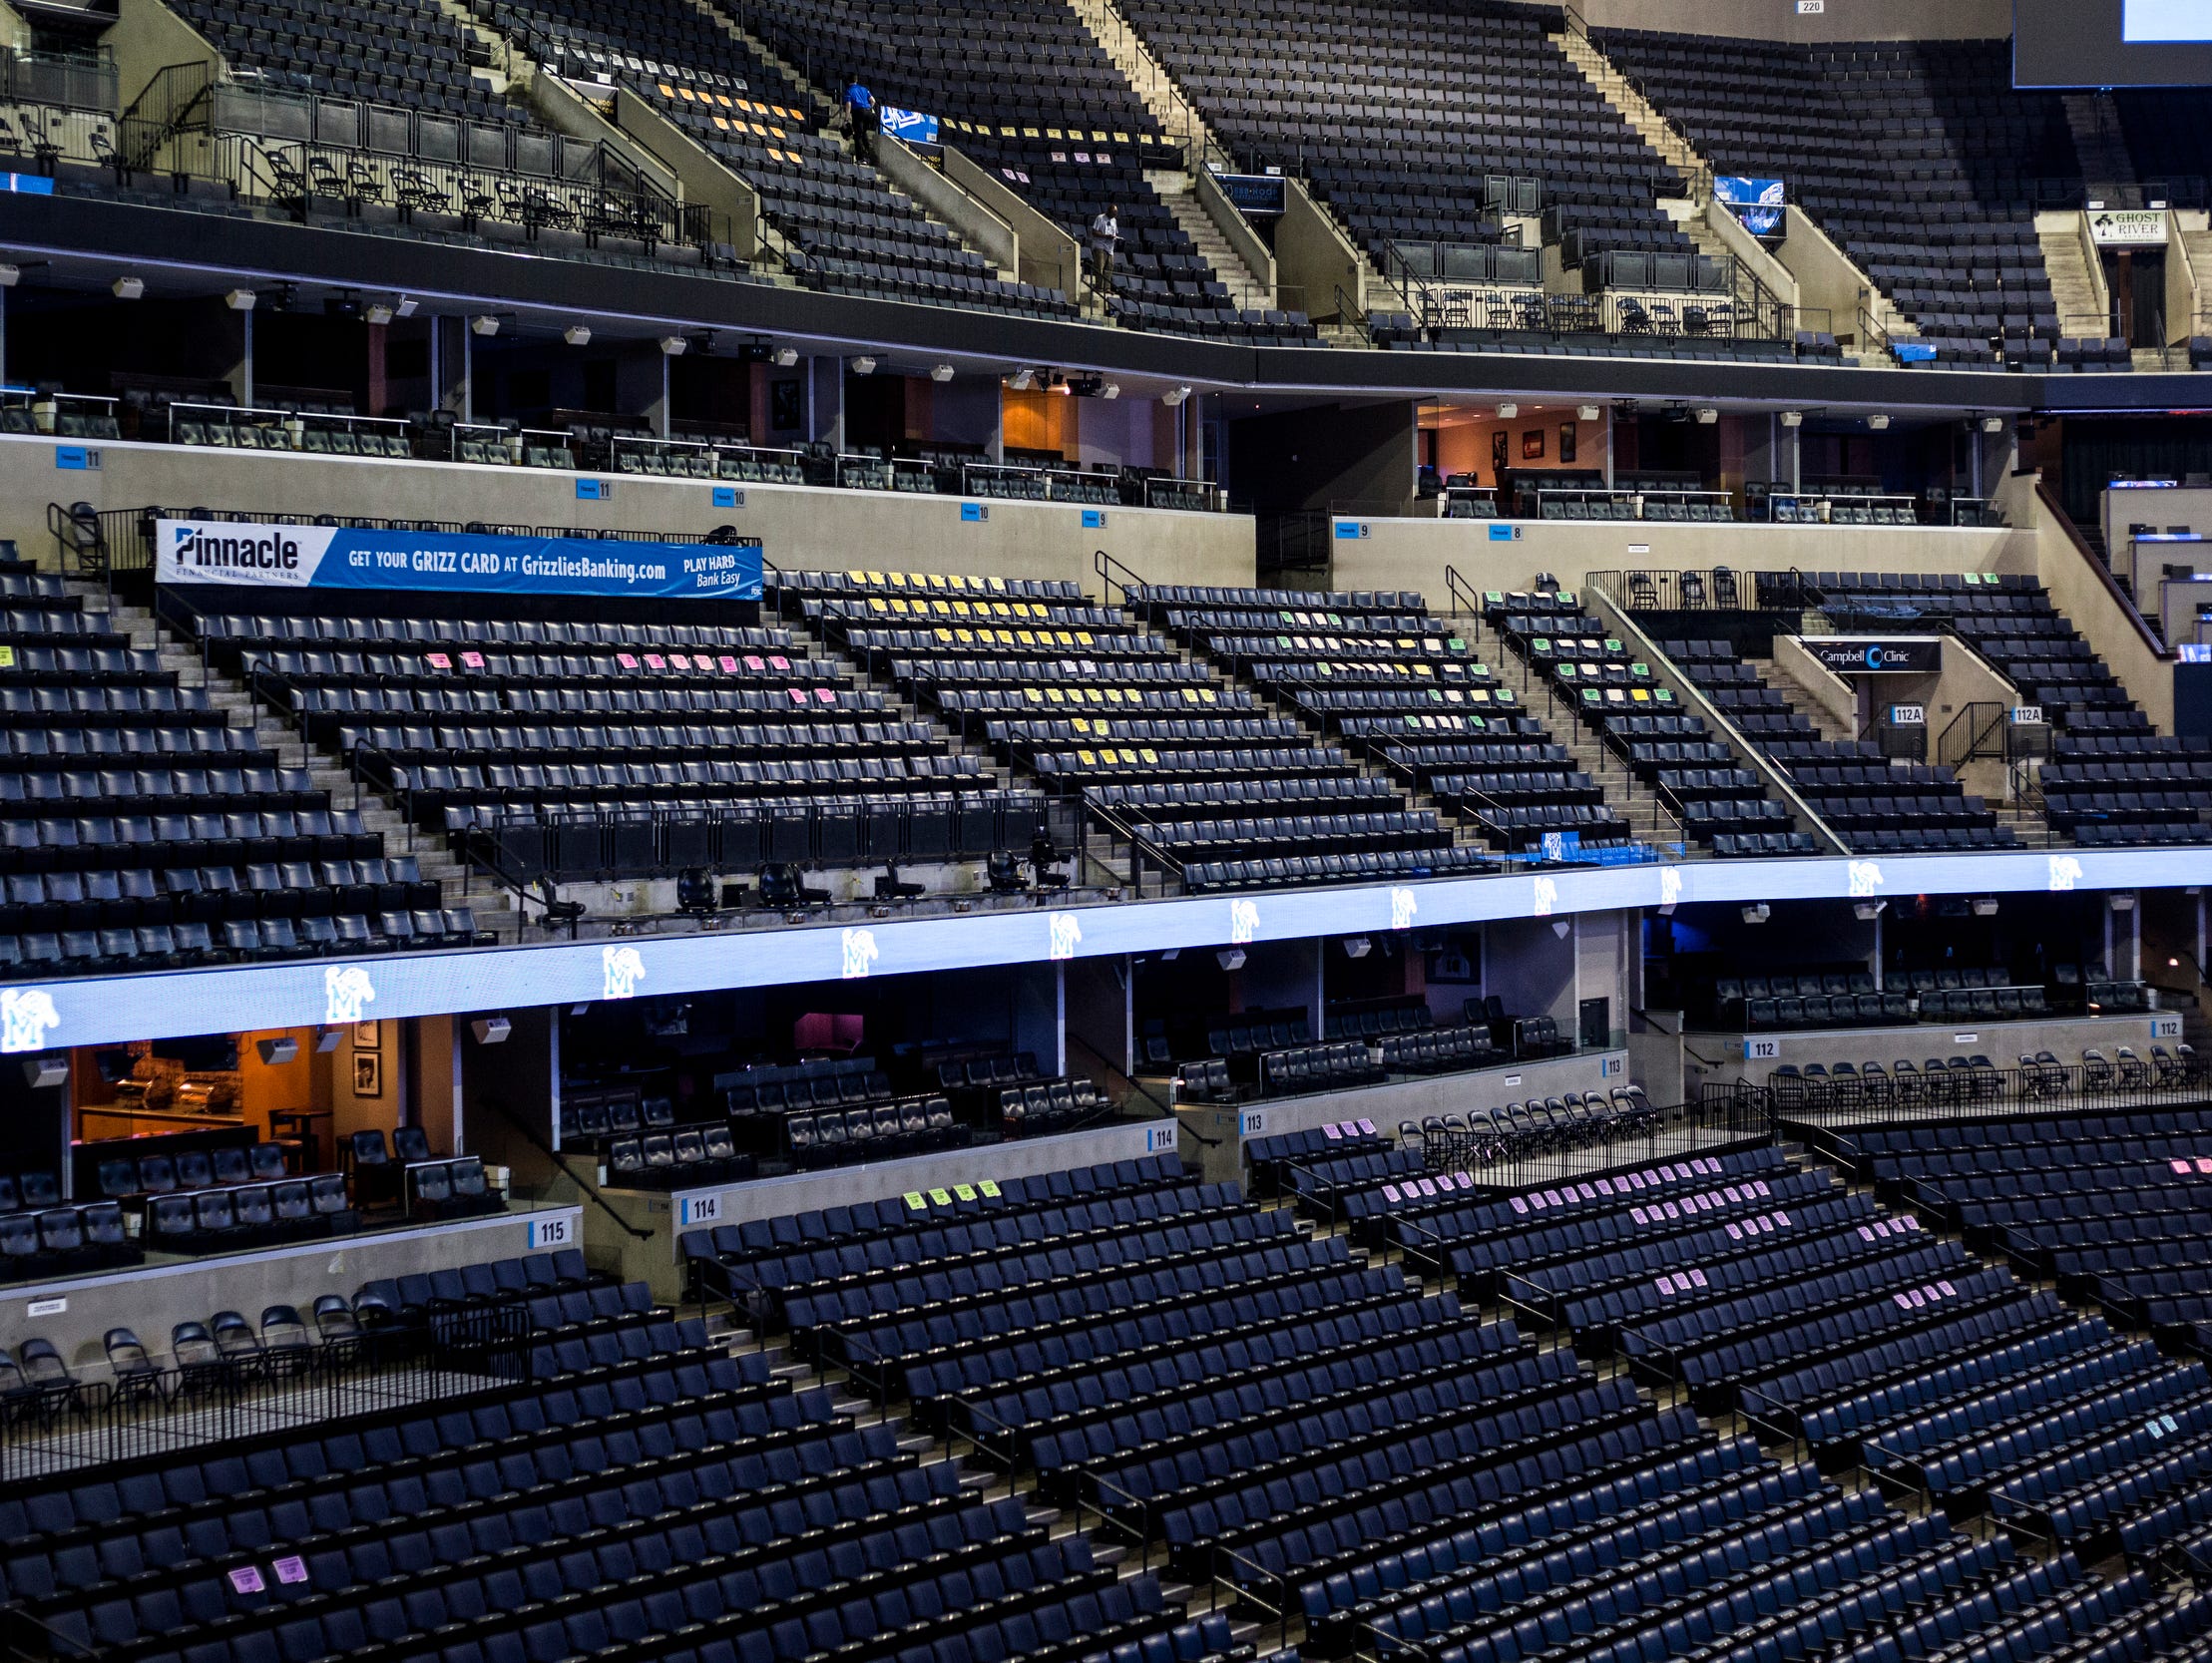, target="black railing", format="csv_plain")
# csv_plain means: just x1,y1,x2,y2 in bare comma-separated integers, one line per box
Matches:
1936,701,2007,770
1586,567,1769,615
0,1307,531,1485
1737,1050,2209,1132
